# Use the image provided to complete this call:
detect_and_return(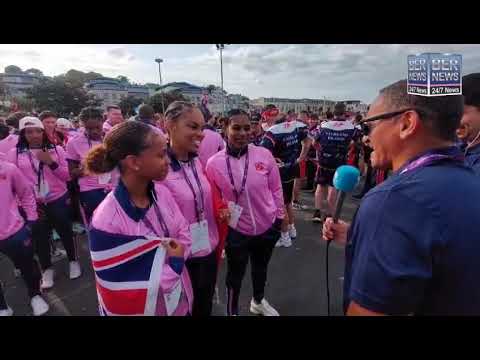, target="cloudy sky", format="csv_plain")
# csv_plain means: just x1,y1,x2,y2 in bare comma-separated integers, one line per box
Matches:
1,44,479,103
